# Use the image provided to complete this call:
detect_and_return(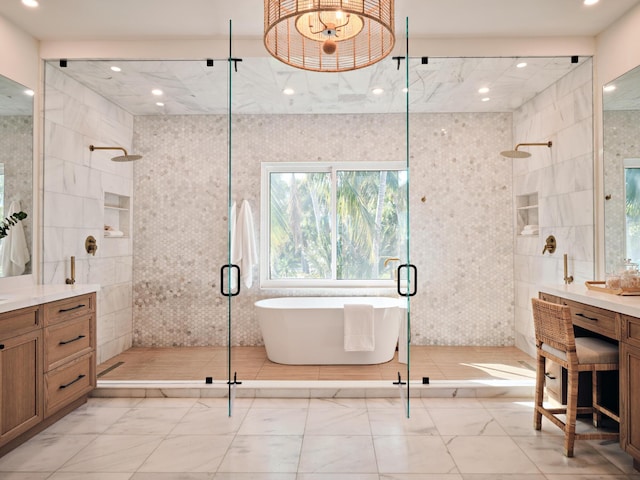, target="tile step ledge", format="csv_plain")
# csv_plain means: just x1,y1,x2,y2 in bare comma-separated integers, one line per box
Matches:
93,379,535,399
